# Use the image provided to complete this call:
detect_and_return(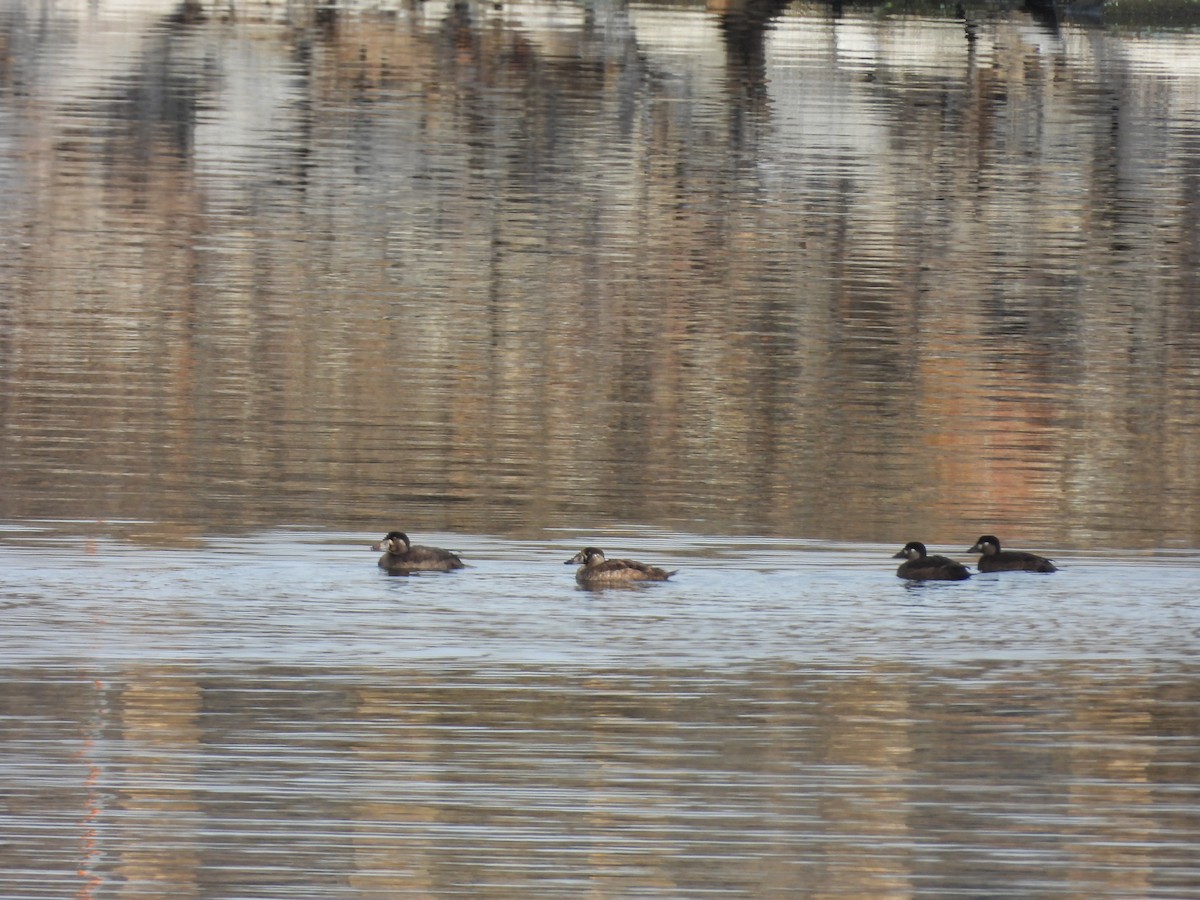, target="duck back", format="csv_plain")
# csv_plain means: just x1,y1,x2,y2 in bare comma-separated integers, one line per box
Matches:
896,556,971,581
978,551,1056,574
